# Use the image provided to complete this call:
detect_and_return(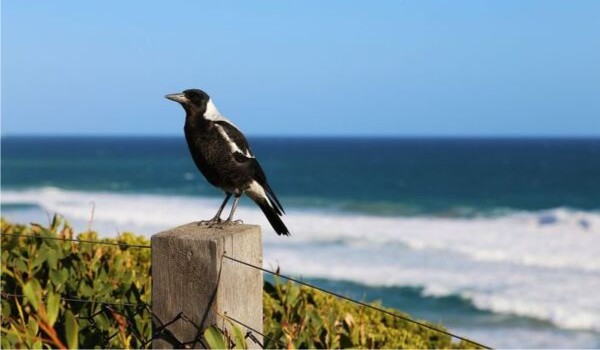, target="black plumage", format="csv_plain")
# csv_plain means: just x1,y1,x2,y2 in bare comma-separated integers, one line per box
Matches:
165,89,289,236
